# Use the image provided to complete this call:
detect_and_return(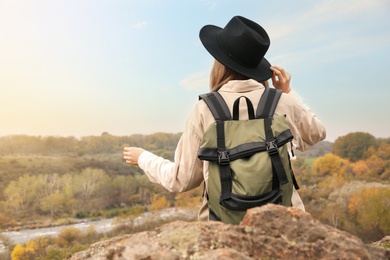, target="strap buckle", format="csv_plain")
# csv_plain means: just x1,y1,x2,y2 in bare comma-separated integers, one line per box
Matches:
218,150,230,165
266,140,278,155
